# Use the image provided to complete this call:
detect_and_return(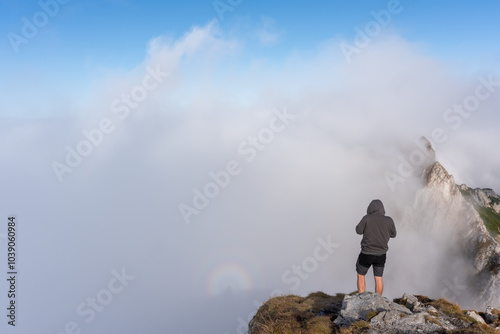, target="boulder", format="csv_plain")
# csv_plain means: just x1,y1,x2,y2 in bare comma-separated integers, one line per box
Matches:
485,306,497,324
333,292,411,326
466,310,486,324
